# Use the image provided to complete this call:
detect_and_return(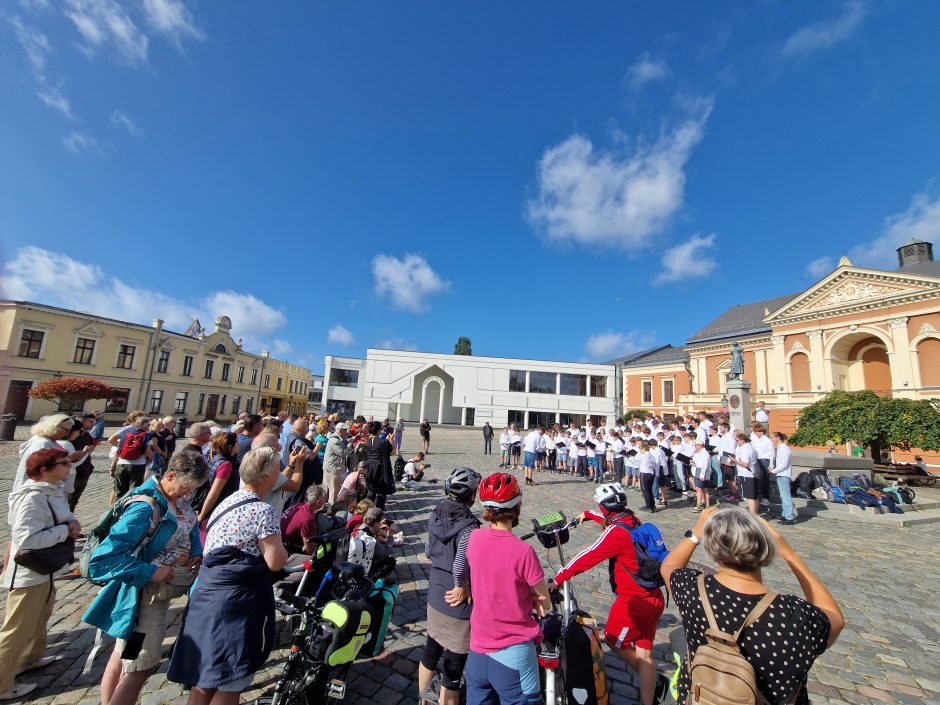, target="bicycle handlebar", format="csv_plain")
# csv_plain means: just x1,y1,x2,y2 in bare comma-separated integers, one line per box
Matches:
520,517,580,542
